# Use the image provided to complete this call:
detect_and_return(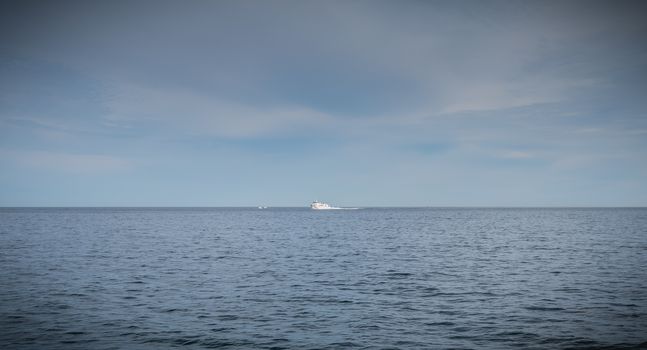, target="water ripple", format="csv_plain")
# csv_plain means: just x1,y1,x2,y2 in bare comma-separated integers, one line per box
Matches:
1,207,646,349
